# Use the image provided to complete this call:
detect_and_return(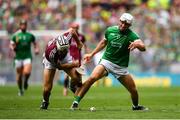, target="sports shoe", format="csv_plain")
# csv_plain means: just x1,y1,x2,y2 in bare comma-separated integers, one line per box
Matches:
40,101,49,110
18,90,24,96
132,105,148,111
70,101,79,110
